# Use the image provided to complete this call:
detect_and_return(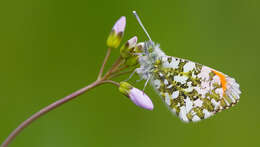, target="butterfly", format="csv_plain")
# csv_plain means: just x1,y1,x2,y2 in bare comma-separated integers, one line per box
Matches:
133,11,241,122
